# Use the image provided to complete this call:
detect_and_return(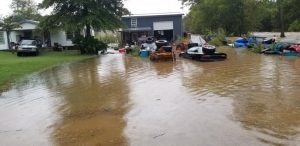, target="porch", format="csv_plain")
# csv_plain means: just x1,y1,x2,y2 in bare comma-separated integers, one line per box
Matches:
120,27,152,46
